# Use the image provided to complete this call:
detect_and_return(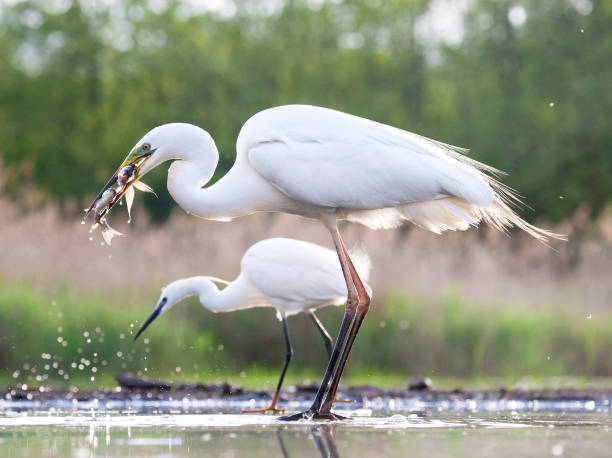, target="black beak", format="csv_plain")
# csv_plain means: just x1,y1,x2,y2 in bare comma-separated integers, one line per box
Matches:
133,306,161,341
